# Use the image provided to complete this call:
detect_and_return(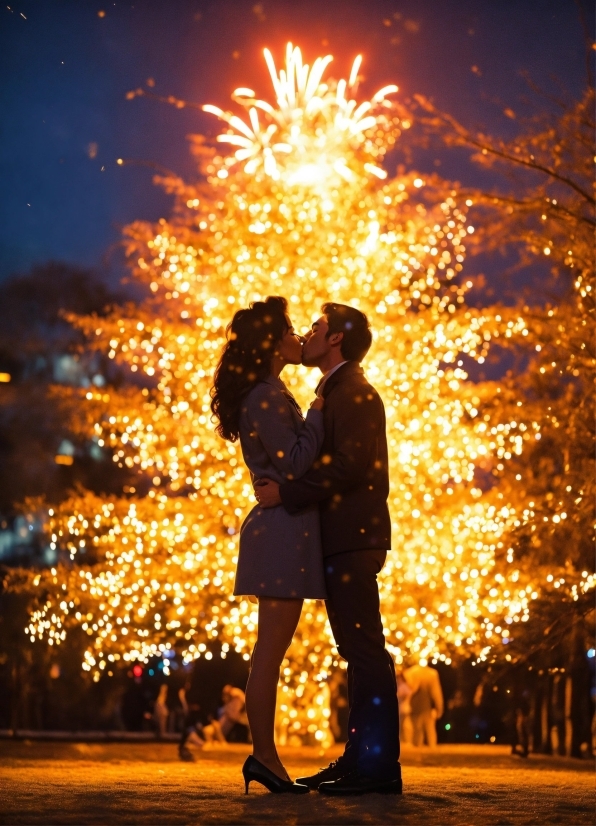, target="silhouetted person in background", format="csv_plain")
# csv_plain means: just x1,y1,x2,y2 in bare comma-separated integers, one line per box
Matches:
396,669,413,745
153,684,169,739
217,684,249,742
179,678,207,761
197,685,250,747
512,686,531,758
405,662,444,747
329,671,349,743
